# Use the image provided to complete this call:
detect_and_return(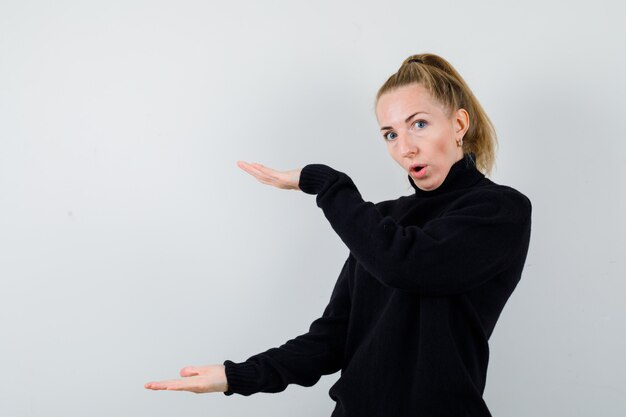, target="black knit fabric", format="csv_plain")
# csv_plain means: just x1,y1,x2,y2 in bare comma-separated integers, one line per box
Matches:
223,153,532,416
